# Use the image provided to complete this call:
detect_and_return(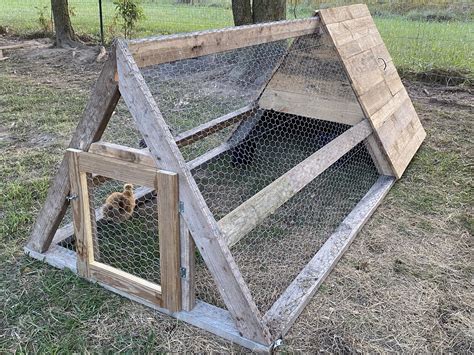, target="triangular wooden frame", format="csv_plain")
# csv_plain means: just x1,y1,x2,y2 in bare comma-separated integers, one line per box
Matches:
25,4,425,351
